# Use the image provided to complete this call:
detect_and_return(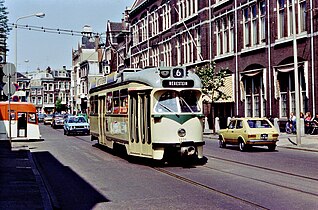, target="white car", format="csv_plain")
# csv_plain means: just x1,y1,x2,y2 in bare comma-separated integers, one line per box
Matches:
63,116,90,135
